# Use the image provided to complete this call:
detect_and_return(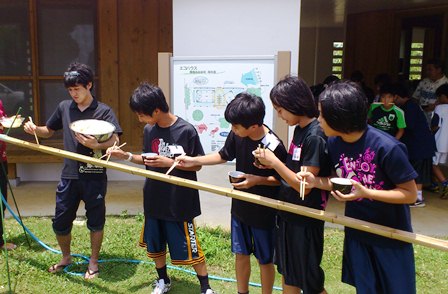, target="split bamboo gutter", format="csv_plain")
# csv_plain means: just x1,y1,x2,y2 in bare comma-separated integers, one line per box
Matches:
1,134,447,252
